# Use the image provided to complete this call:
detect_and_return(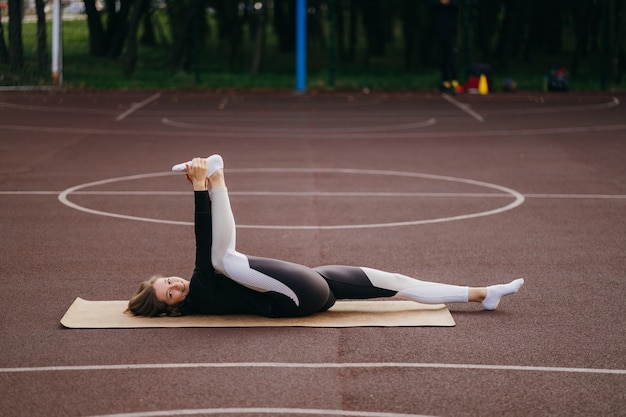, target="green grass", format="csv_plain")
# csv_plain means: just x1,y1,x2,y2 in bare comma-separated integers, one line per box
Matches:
1,13,622,92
